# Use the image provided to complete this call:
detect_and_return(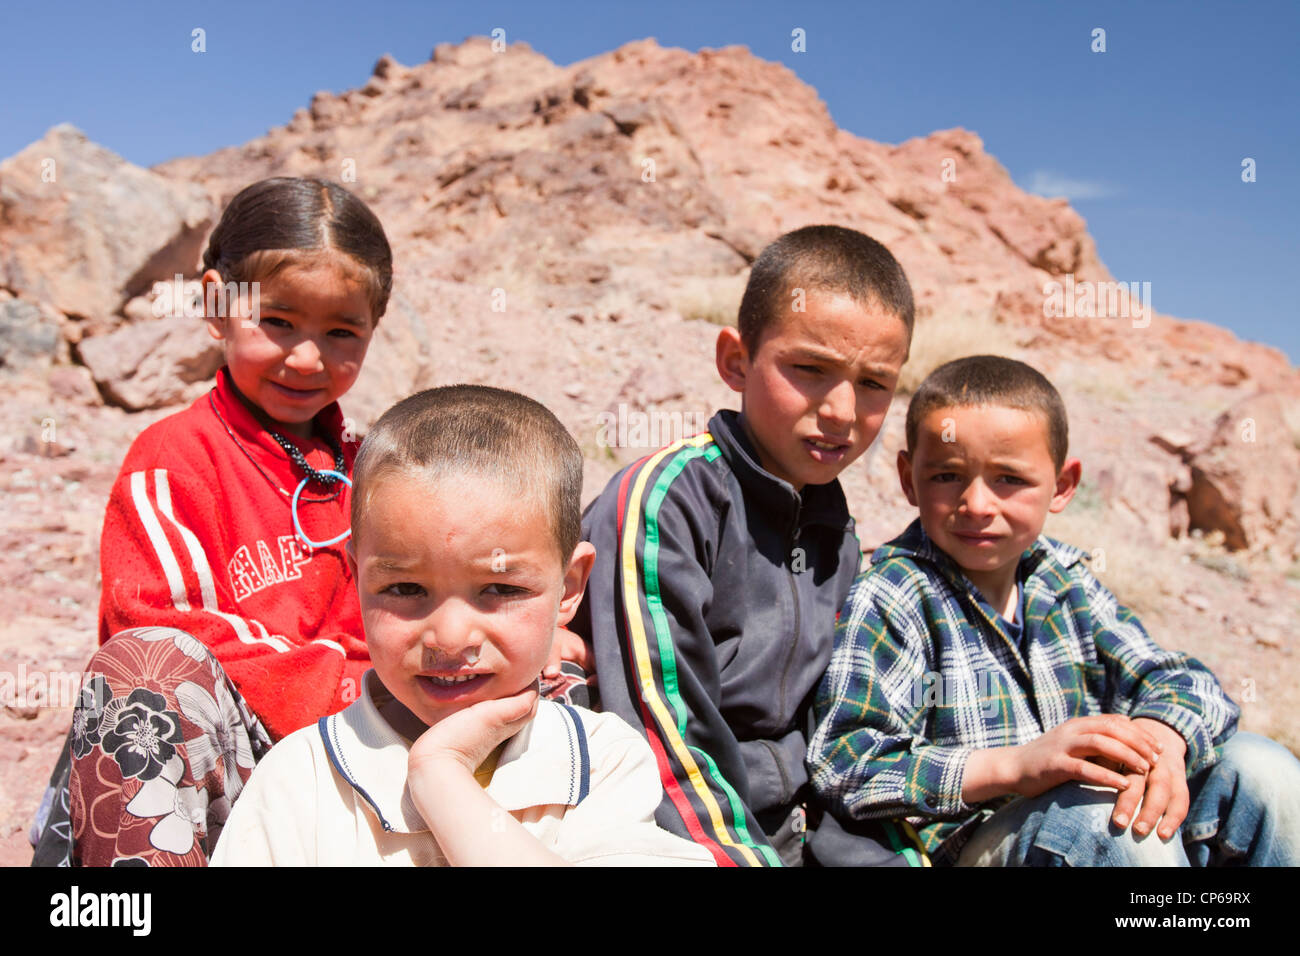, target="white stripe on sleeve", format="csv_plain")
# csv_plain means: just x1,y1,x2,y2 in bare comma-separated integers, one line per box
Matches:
130,469,192,613
150,469,292,654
